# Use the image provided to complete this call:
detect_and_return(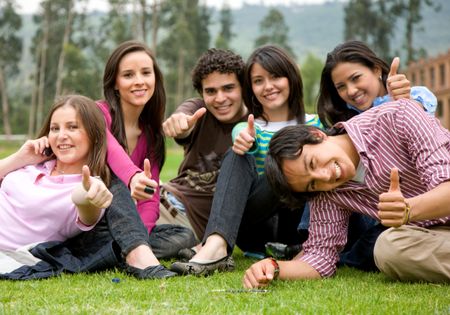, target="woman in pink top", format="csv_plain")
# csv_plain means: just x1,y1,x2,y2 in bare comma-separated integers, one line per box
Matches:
97,41,196,266
0,95,112,251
